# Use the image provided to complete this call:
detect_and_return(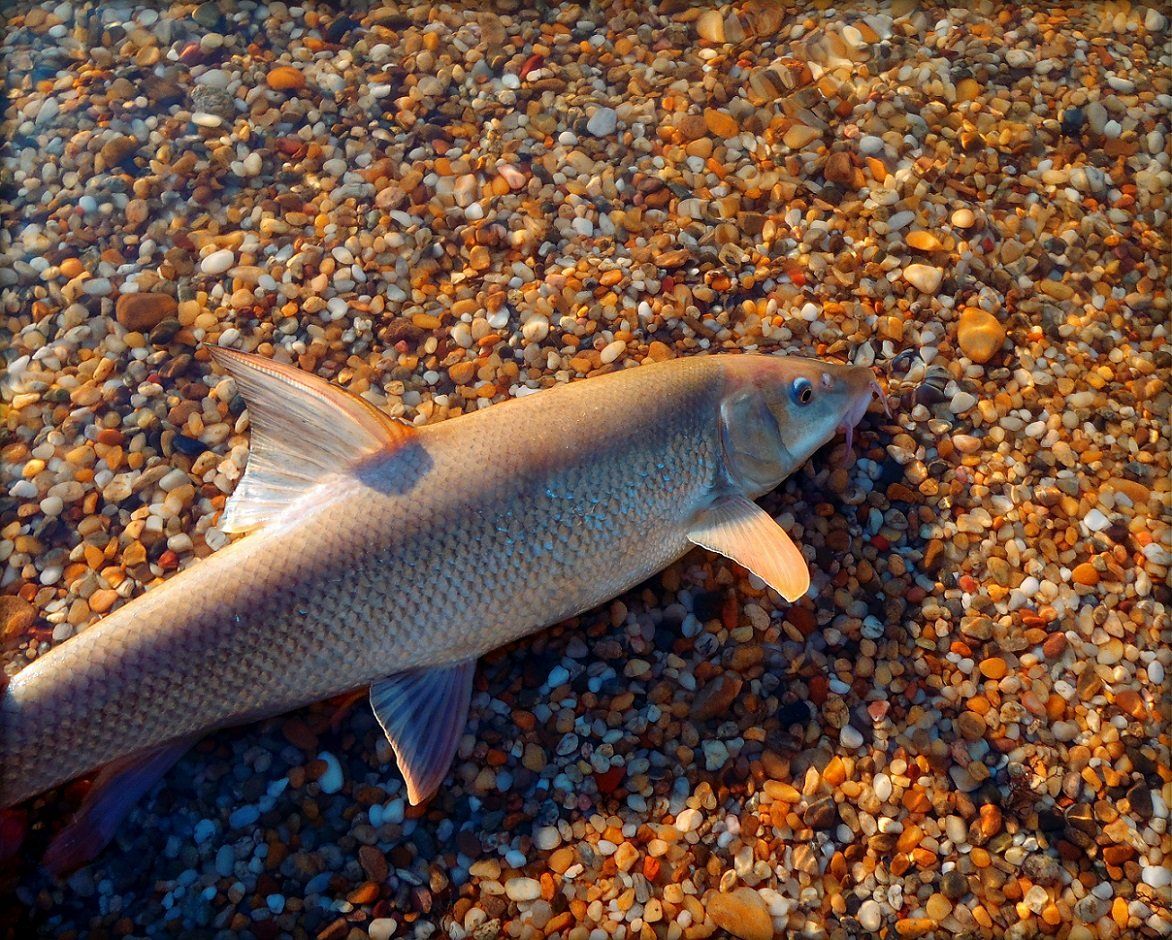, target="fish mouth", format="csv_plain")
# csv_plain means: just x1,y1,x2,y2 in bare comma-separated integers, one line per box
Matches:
840,377,888,453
